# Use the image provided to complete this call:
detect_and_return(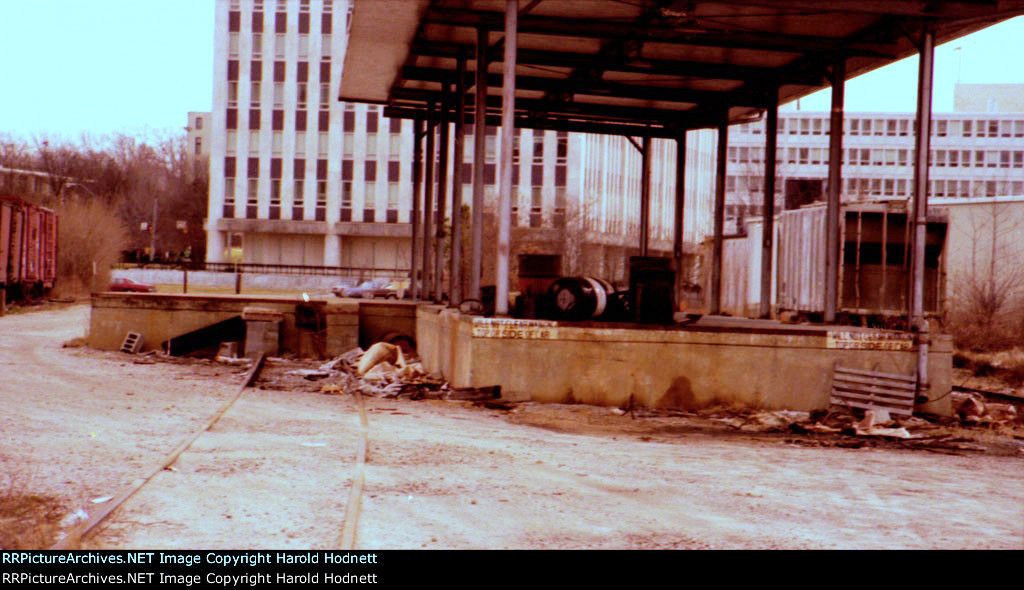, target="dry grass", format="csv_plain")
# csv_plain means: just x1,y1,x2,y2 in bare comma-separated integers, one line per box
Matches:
53,199,129,298
954,348,1024,388
0,472,69,549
